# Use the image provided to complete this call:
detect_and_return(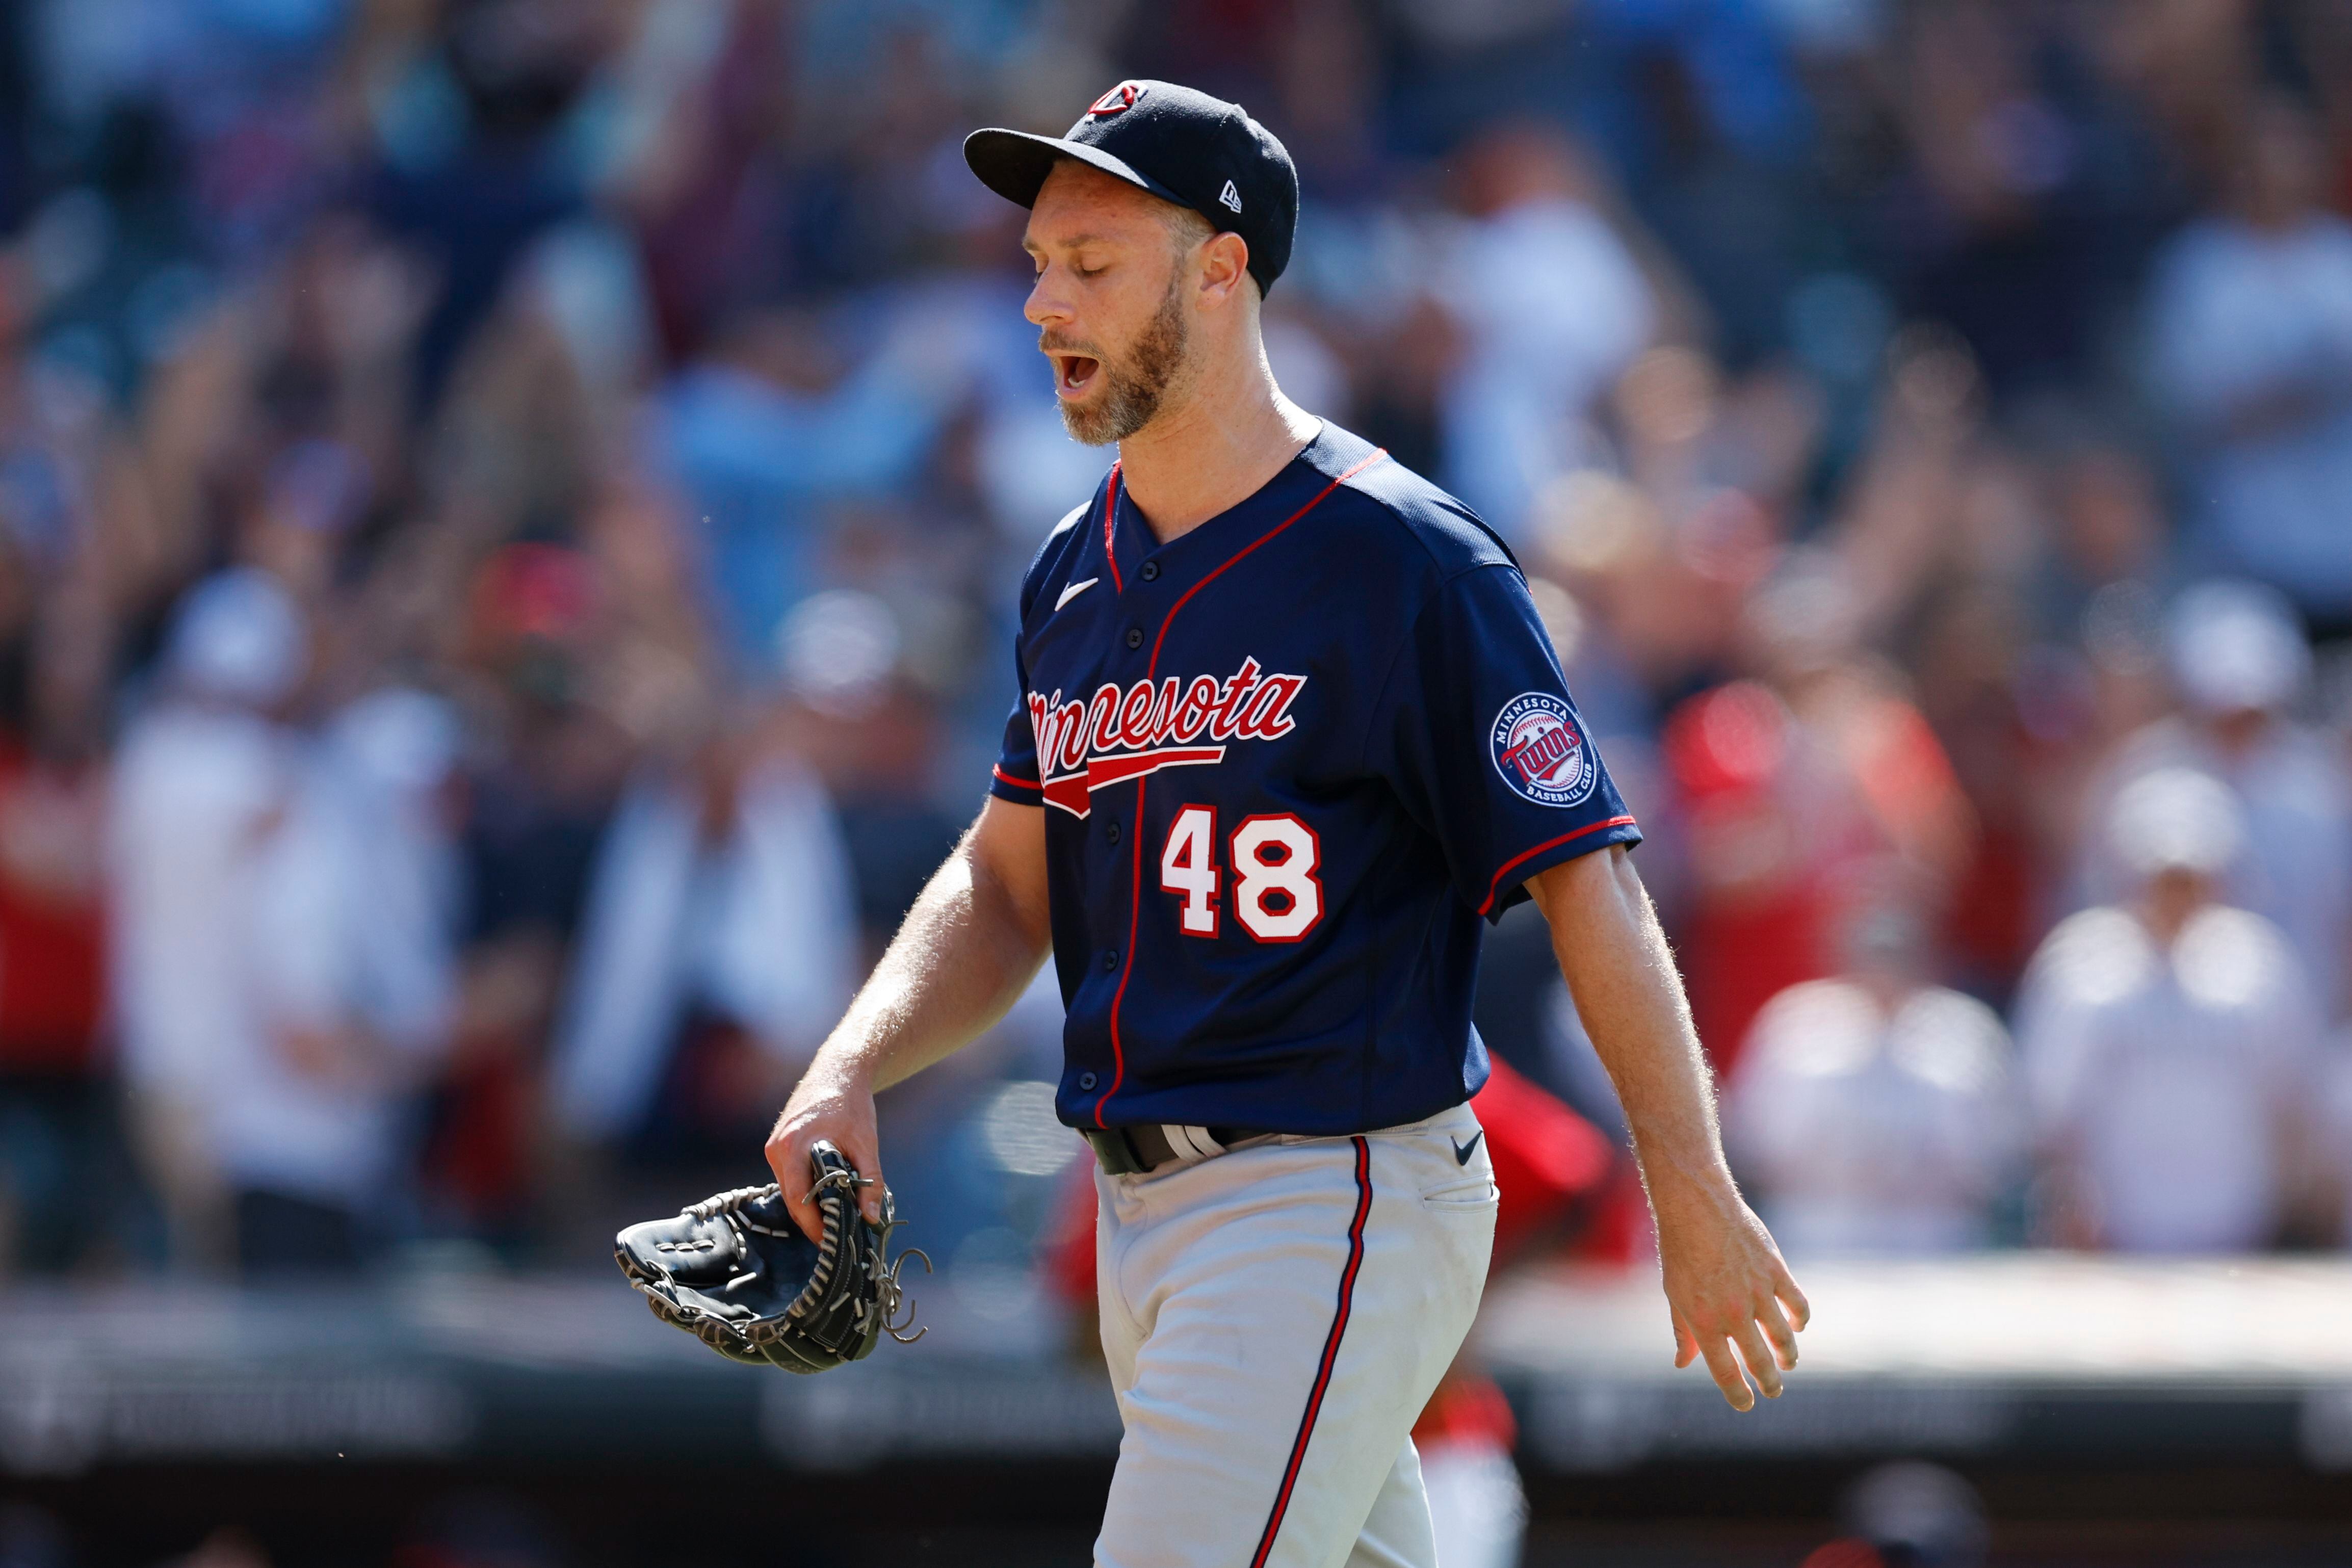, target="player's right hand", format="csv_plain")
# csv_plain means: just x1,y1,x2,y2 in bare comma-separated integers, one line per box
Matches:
765,1060,886,1243
1655,1173,1810,1413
